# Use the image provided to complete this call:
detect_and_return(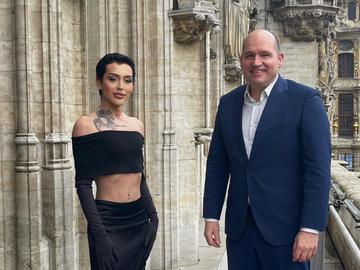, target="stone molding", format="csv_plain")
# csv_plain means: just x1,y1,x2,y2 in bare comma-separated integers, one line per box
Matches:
14,133,40,173
273,5,339,41
177,0,218,10
44,133,71,170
